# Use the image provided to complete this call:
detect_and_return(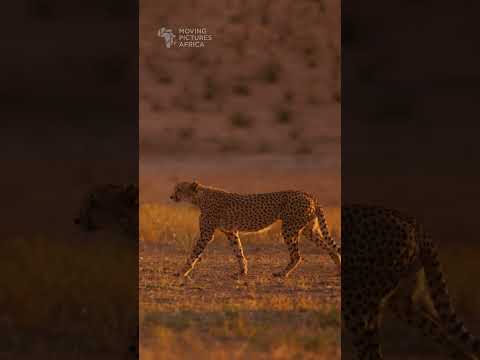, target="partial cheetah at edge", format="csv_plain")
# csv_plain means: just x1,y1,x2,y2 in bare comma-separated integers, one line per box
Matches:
343,204,480,360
